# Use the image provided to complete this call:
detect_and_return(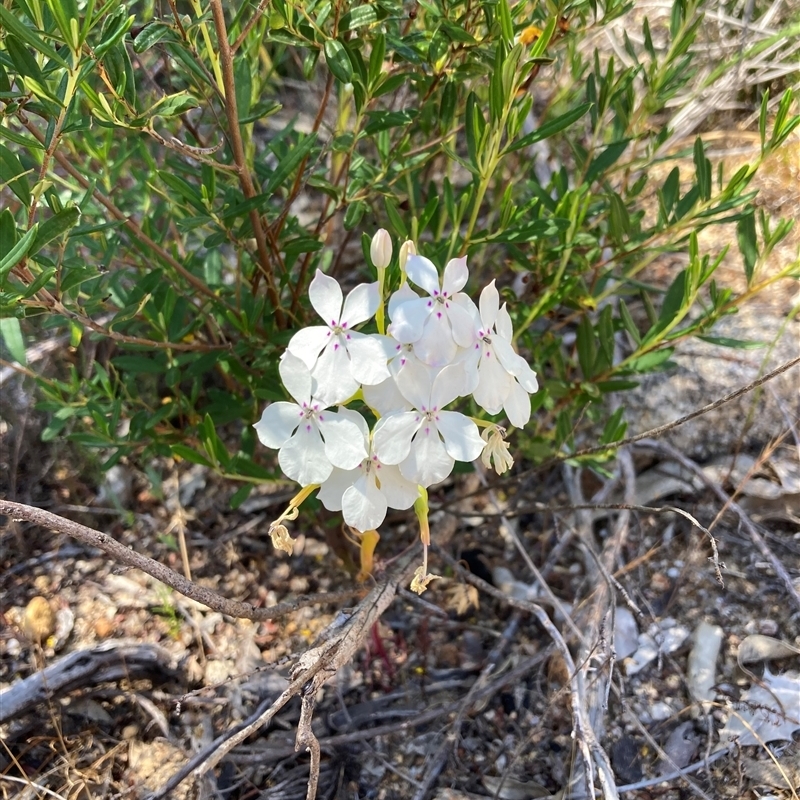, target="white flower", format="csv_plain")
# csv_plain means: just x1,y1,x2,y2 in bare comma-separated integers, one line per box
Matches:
387,255,478,367
370,228,392,269
361,332,427,416
398,239,416,270
287,269,389,405
317,409,419,532
463,280,539,427
253,353,367,486
373,360,484,487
